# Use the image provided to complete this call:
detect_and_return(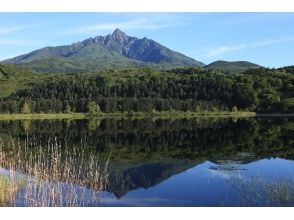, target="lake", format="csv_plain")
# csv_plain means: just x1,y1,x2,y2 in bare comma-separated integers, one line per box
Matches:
0,117,293,206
